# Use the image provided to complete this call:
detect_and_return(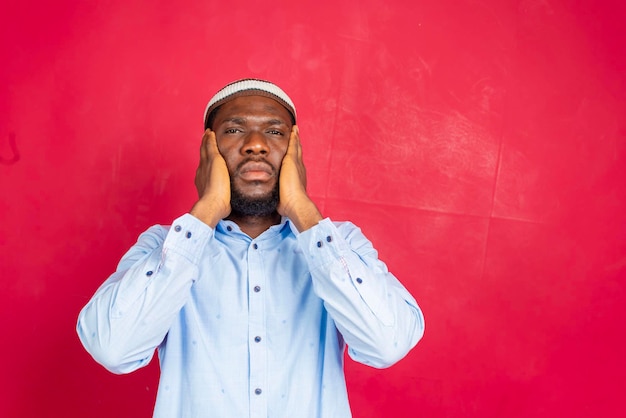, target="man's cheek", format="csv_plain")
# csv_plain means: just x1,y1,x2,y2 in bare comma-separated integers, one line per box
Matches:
222,155,238,177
